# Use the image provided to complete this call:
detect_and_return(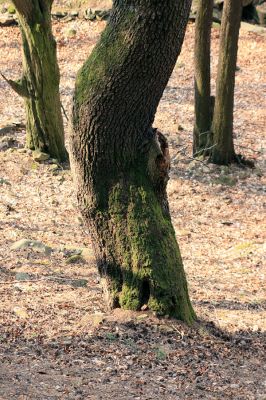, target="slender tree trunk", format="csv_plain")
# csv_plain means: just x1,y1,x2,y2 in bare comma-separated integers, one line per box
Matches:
70,0,195,323
11,0,67,161
210,0,242,165
193,0,214,156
